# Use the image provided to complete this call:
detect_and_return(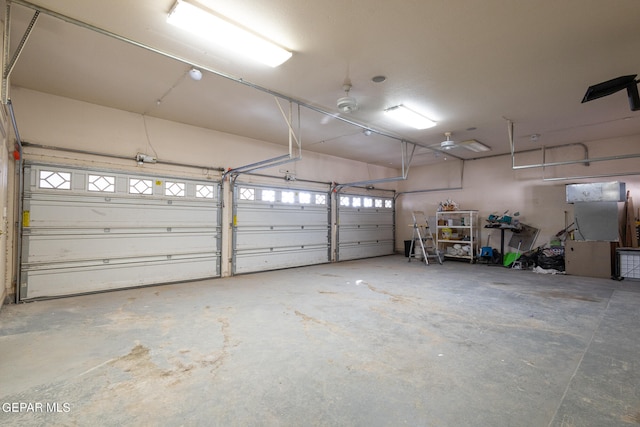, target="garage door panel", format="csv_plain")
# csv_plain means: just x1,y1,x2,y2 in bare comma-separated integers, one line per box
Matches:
336,241,394,261
337,226,394,242
234,246,328,274
20,163,221,300
233,183,330,273
23,231,218,263
235,204,328,226
339,211,394,225
336,193,395,261
26,198,217,228
235,227,328,249
22,255,219,300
